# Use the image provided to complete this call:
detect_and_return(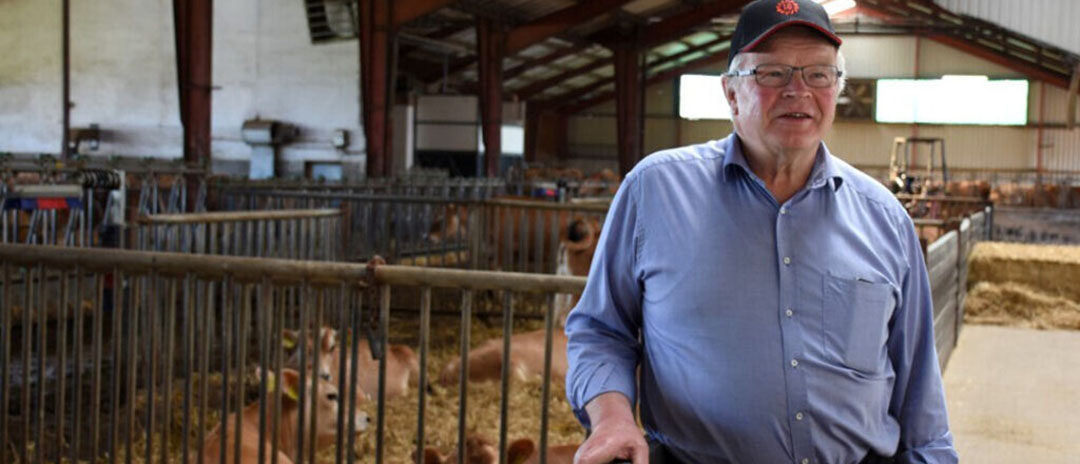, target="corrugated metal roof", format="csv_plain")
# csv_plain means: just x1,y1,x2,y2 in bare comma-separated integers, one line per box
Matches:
935,0,1080,54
